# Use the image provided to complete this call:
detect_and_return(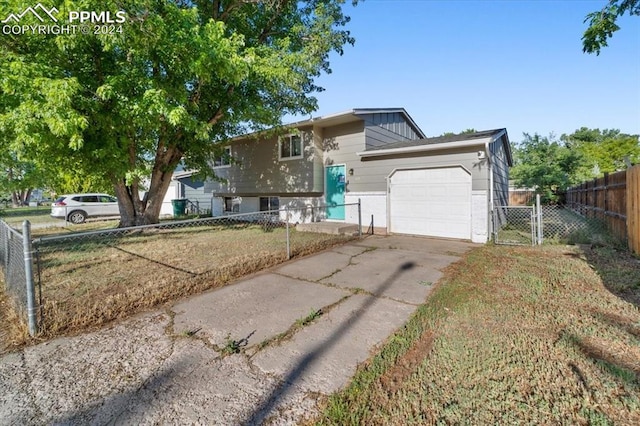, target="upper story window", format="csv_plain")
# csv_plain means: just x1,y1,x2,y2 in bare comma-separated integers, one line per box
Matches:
213,146,232,168
279,134,302,160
